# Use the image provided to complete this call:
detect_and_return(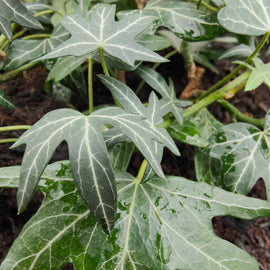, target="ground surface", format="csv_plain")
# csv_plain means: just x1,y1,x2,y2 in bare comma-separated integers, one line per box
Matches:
1,52,270,269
